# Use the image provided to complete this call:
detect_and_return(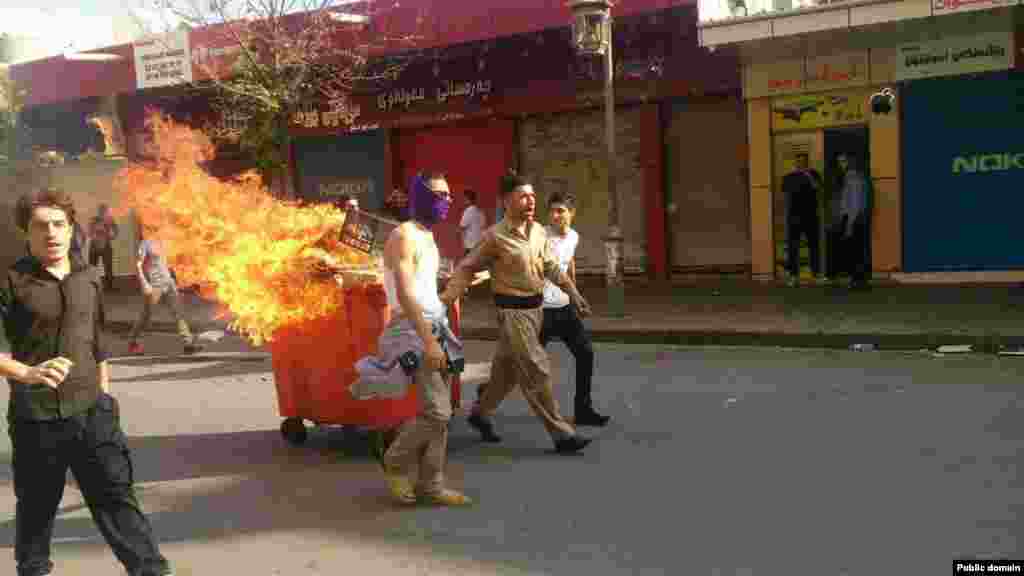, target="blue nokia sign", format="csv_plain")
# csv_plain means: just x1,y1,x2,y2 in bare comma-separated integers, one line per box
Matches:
903,70,1024,272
